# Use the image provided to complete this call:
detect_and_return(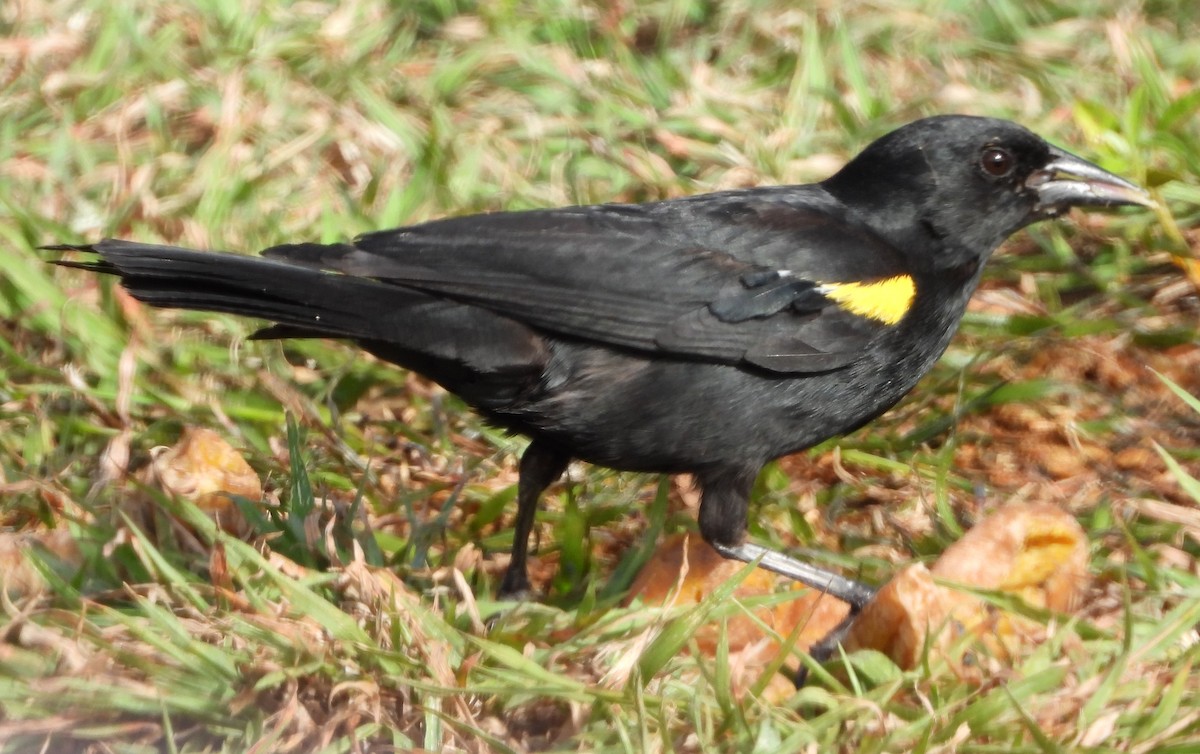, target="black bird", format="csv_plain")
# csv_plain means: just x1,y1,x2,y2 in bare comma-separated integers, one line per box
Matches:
52,115,1152,608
